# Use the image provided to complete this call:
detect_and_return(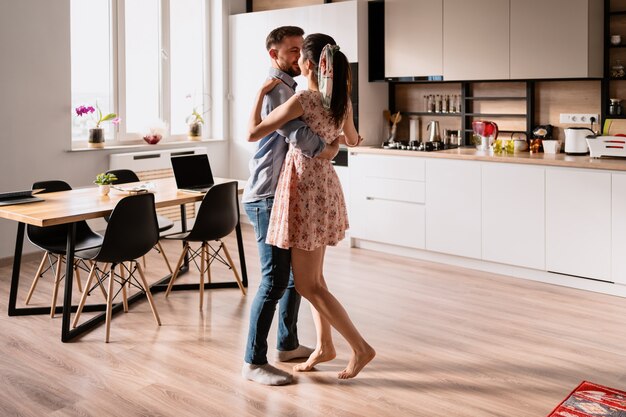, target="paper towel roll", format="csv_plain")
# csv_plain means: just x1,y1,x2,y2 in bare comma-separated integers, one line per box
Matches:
409,117,419,141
